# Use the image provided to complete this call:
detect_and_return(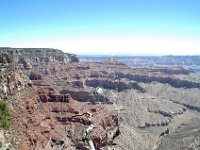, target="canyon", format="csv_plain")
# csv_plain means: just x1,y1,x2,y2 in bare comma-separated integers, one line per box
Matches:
1,48,200,150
